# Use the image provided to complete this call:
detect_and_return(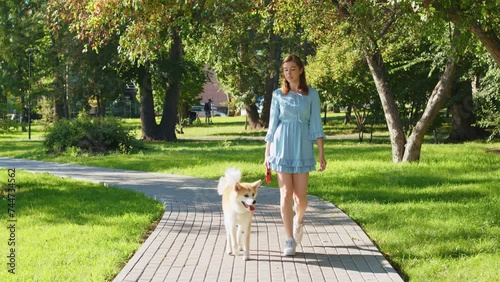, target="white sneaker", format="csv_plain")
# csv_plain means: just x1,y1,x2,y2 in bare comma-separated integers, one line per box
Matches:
283,238,296,256
293,215,304,245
